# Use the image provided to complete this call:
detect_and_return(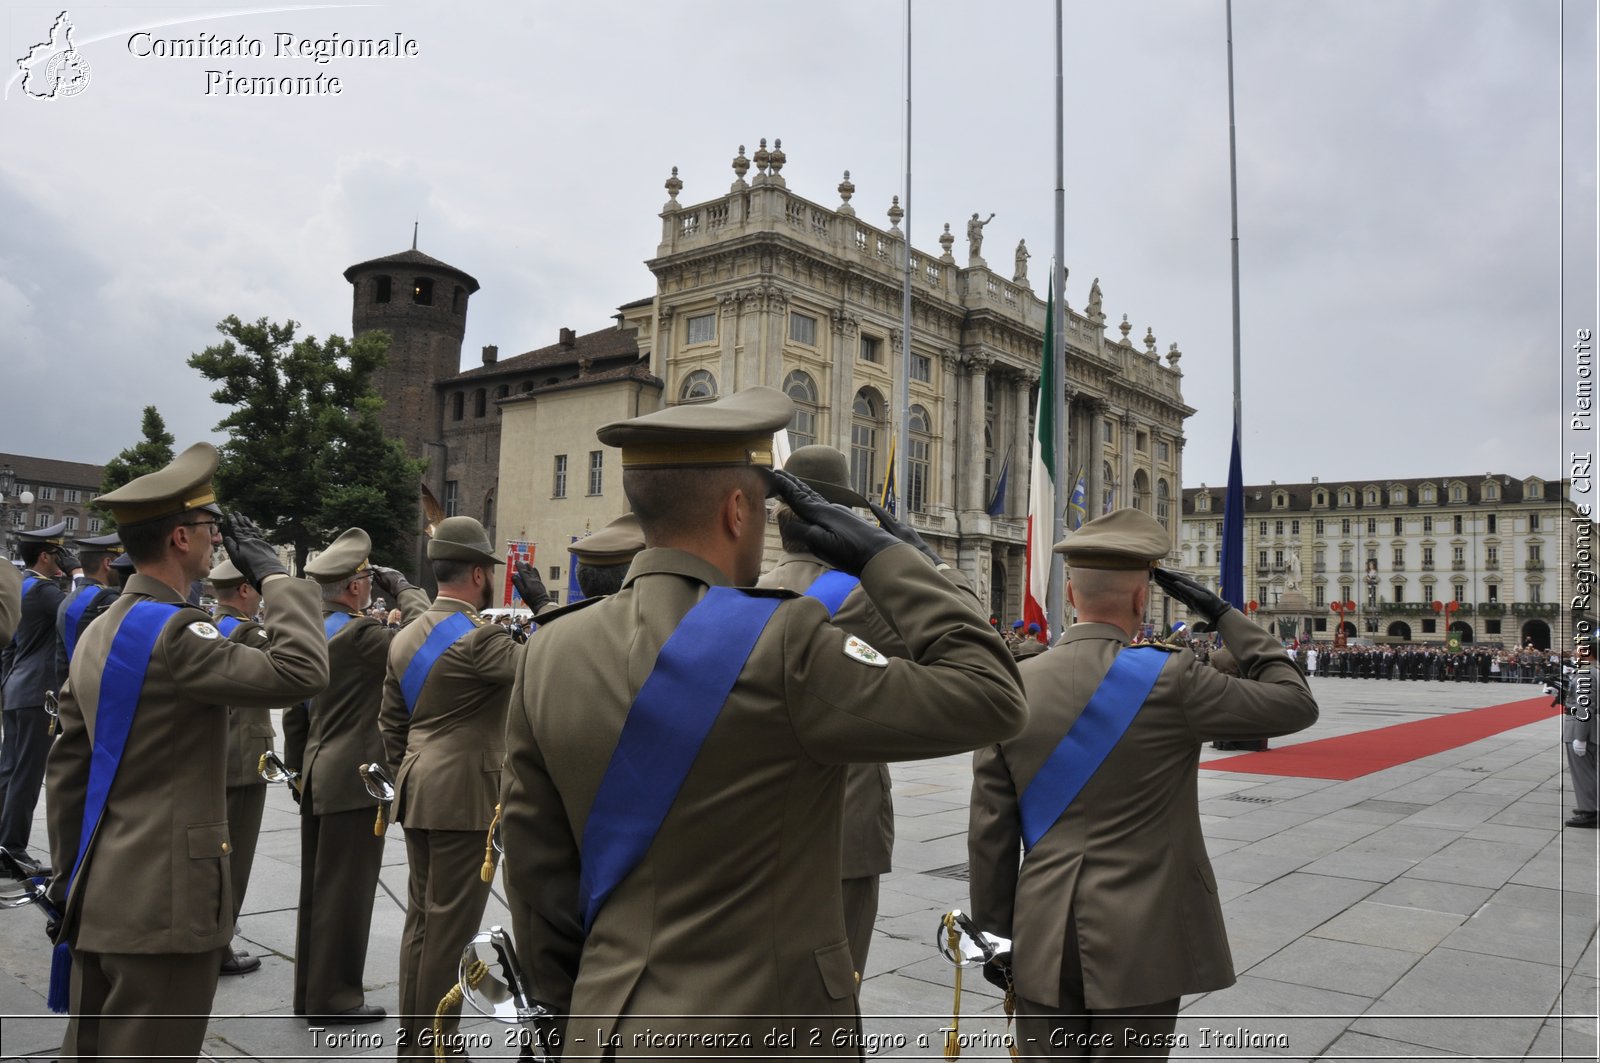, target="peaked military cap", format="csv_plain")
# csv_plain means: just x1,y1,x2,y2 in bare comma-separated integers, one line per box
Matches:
428,516,501,565
207,558,248,590
73,531,123,554
783,444,870,509
569,512,645,567
110,552,135,574
16,520,69,544
596,386,793,469
1054,507,1171,570
304,527,372,584
95,442,222,527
